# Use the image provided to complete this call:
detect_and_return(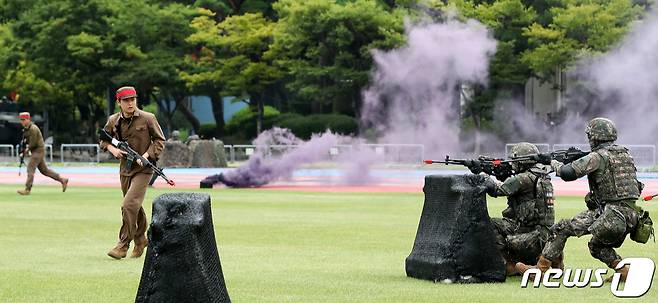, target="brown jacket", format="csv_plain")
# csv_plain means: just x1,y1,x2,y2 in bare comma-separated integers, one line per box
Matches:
99,109,165,176
23,122,45,153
